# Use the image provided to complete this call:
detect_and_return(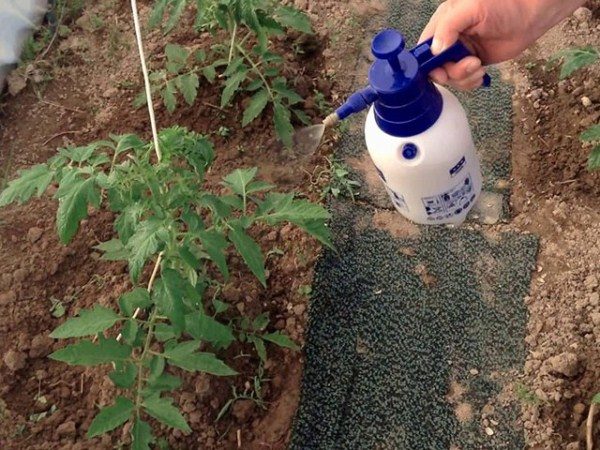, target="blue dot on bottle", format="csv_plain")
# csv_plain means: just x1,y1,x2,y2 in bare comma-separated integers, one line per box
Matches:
402,143,418,160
